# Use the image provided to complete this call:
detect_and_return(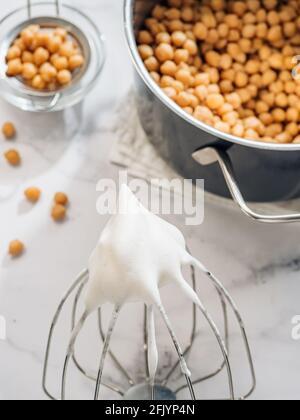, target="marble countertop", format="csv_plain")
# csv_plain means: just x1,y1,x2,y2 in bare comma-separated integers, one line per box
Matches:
0,0,300,401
